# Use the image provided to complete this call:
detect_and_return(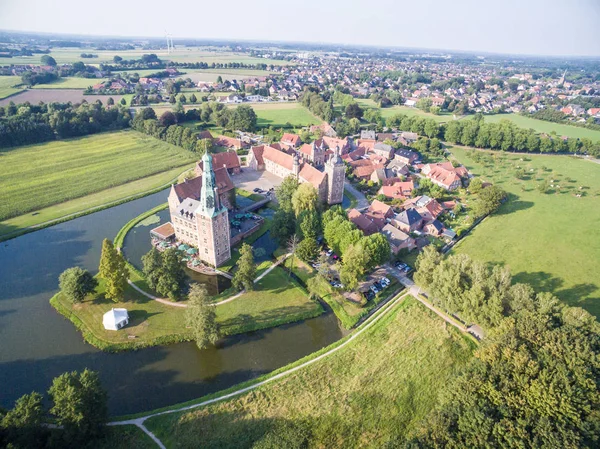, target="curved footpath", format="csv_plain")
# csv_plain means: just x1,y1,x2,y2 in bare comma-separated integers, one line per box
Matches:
108,291,410,448
128,253,292,308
